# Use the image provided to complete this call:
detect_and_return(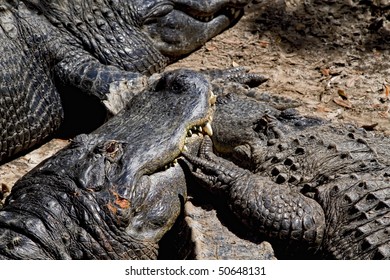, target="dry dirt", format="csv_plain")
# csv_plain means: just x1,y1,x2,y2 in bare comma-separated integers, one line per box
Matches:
1,0,390,259
170,0,390,135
